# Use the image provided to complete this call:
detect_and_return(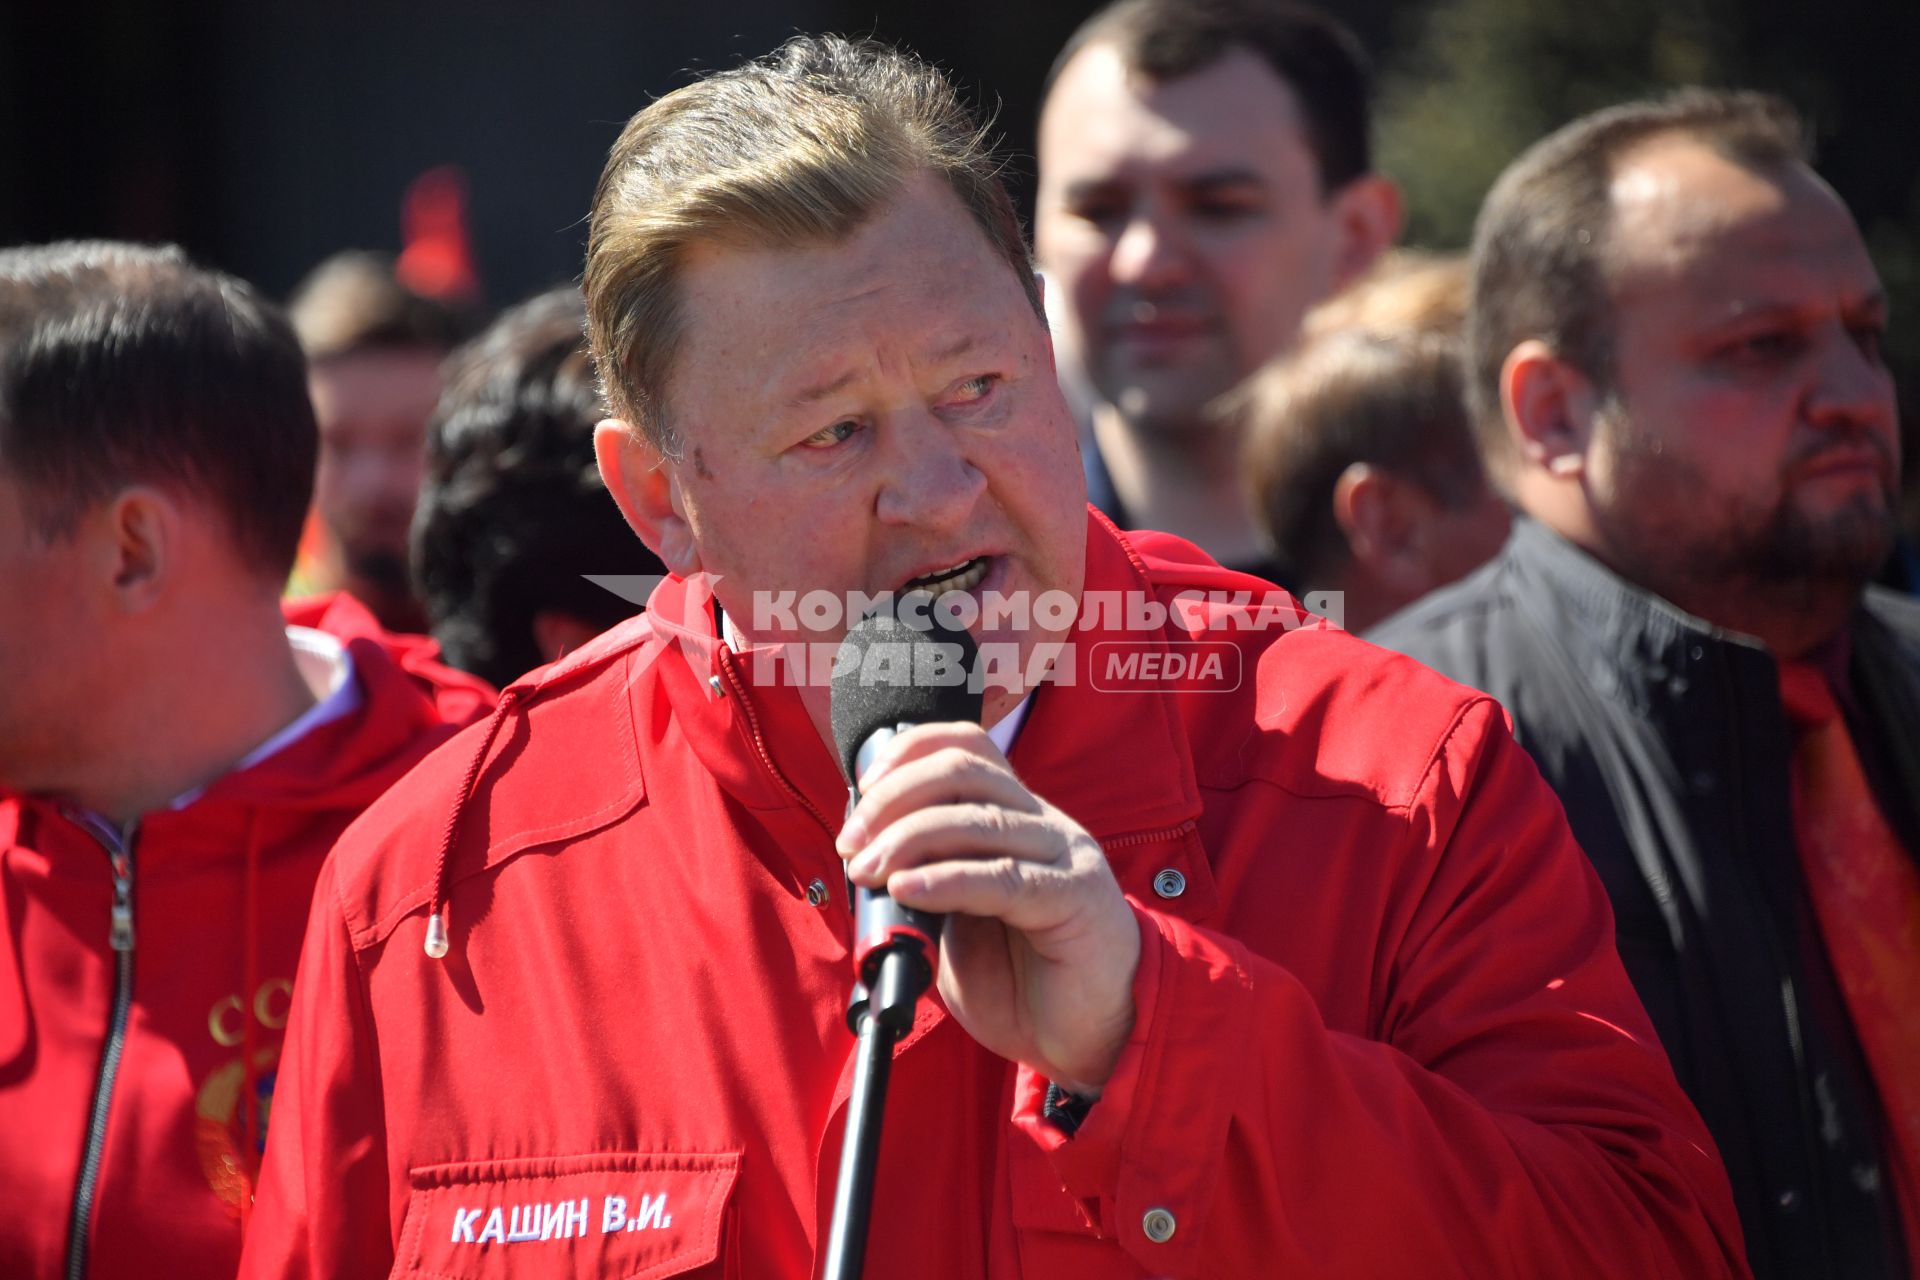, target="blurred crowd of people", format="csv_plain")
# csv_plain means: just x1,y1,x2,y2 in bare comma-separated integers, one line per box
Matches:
1,0,1915,1277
